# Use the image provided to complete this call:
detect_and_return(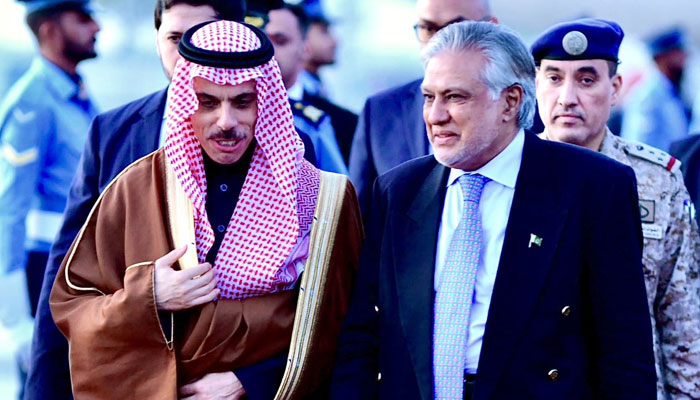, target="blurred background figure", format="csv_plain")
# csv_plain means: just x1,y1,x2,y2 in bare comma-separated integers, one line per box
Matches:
621,26,690,151
266,1,350,174
0,1,98,398
298,0,336,97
